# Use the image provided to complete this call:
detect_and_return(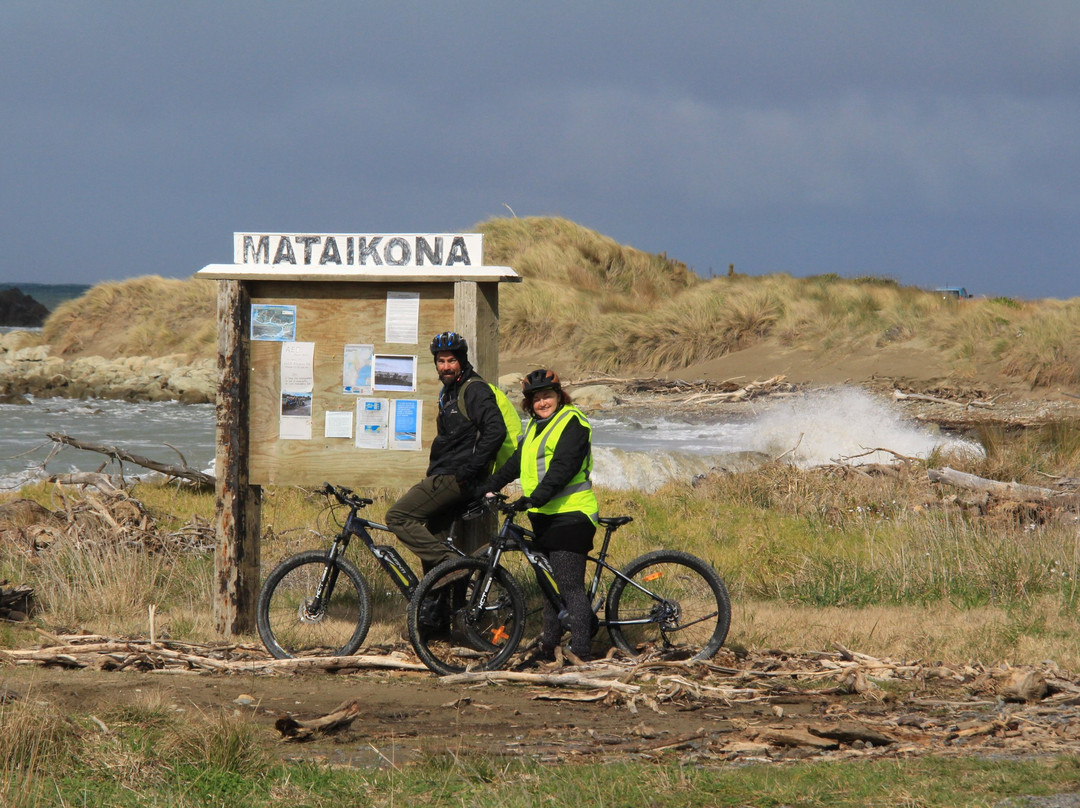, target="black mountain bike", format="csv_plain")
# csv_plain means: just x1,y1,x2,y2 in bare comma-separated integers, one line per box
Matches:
256,482,467,659
406,494,732,675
